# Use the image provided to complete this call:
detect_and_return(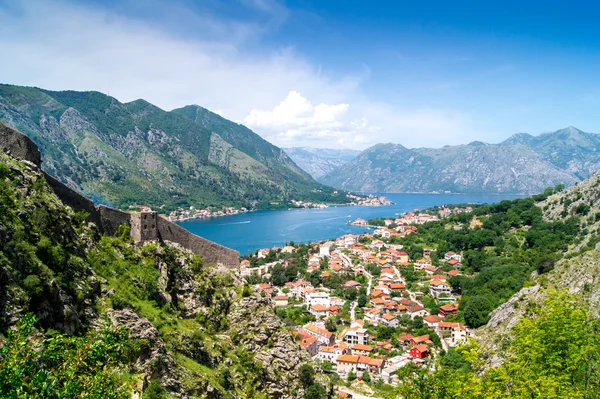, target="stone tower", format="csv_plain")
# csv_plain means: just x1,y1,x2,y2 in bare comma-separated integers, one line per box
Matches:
130,210,159,243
